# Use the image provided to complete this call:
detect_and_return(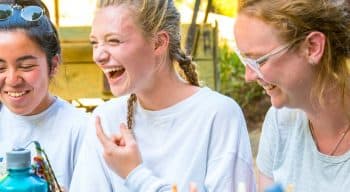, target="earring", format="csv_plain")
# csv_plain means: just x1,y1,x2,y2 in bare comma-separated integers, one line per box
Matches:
309,60,317,65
